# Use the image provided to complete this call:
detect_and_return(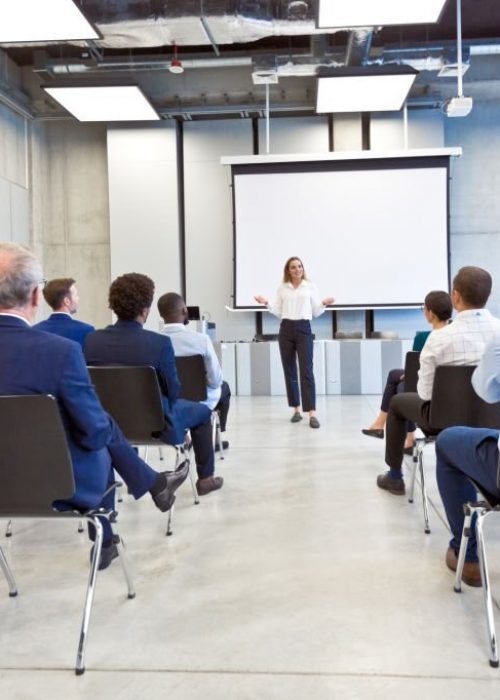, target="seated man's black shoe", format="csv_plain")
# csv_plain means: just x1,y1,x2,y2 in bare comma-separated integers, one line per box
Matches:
90,534,120,571
376,471,405,496
214,440,229,452
150,460,189,512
